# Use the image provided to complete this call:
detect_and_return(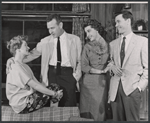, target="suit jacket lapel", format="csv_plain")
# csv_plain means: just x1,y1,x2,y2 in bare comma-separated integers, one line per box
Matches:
115,38,121,67
66,33,73,59
48,36,54,60
122,34,136,67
